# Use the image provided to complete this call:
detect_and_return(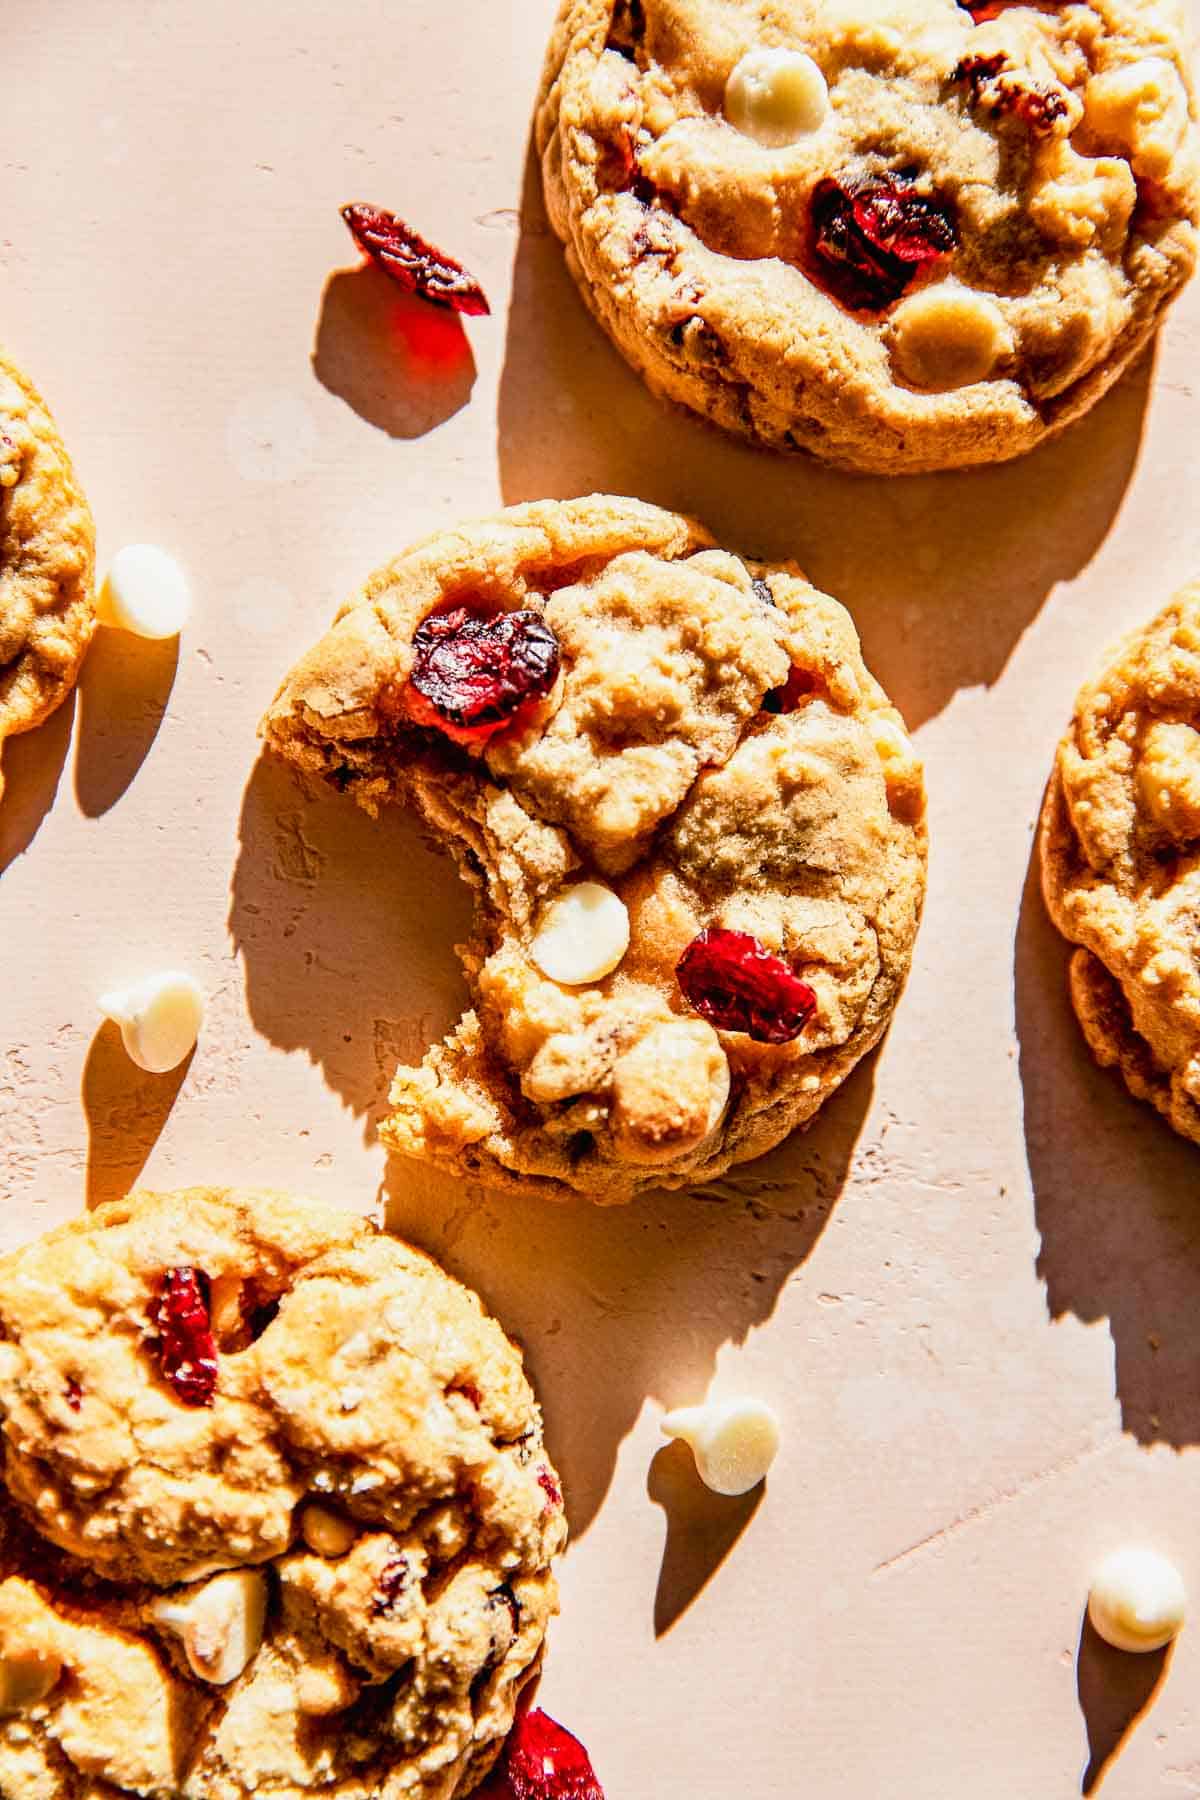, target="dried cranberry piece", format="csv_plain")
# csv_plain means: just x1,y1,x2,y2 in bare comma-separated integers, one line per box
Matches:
951,54,1068,132
677,927,817,1045
762,666,817,715
448,1377,483,1409
477,1708,606,1800
341,203,490,317
407,606,560,741
155,1268,218,1408
537,1466,563,1509
64,1379,83,1413
962,0,1065,19
810,173,956,312
373,1556,410,1616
